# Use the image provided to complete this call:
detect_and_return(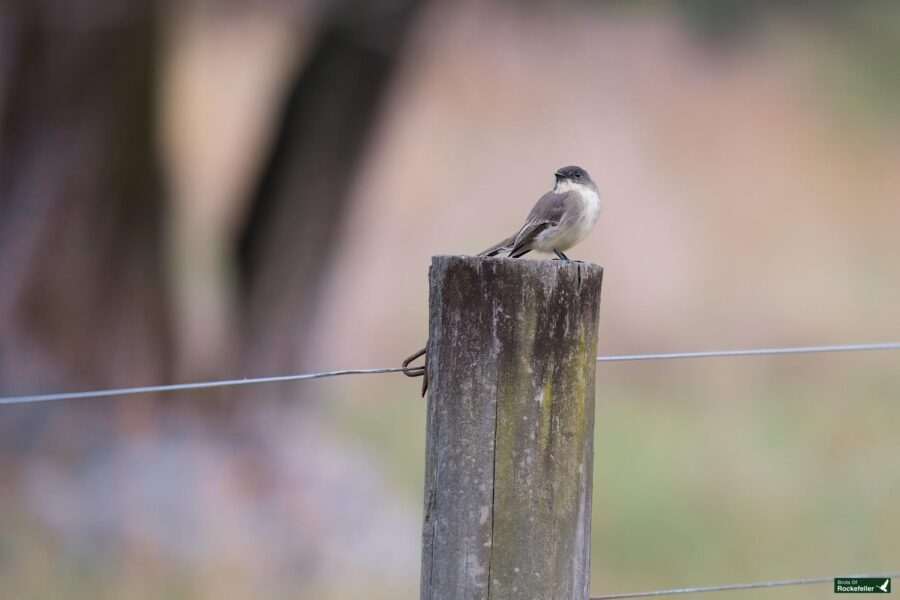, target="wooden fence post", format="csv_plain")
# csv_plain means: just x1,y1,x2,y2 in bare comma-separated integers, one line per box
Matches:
420,255,603,600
